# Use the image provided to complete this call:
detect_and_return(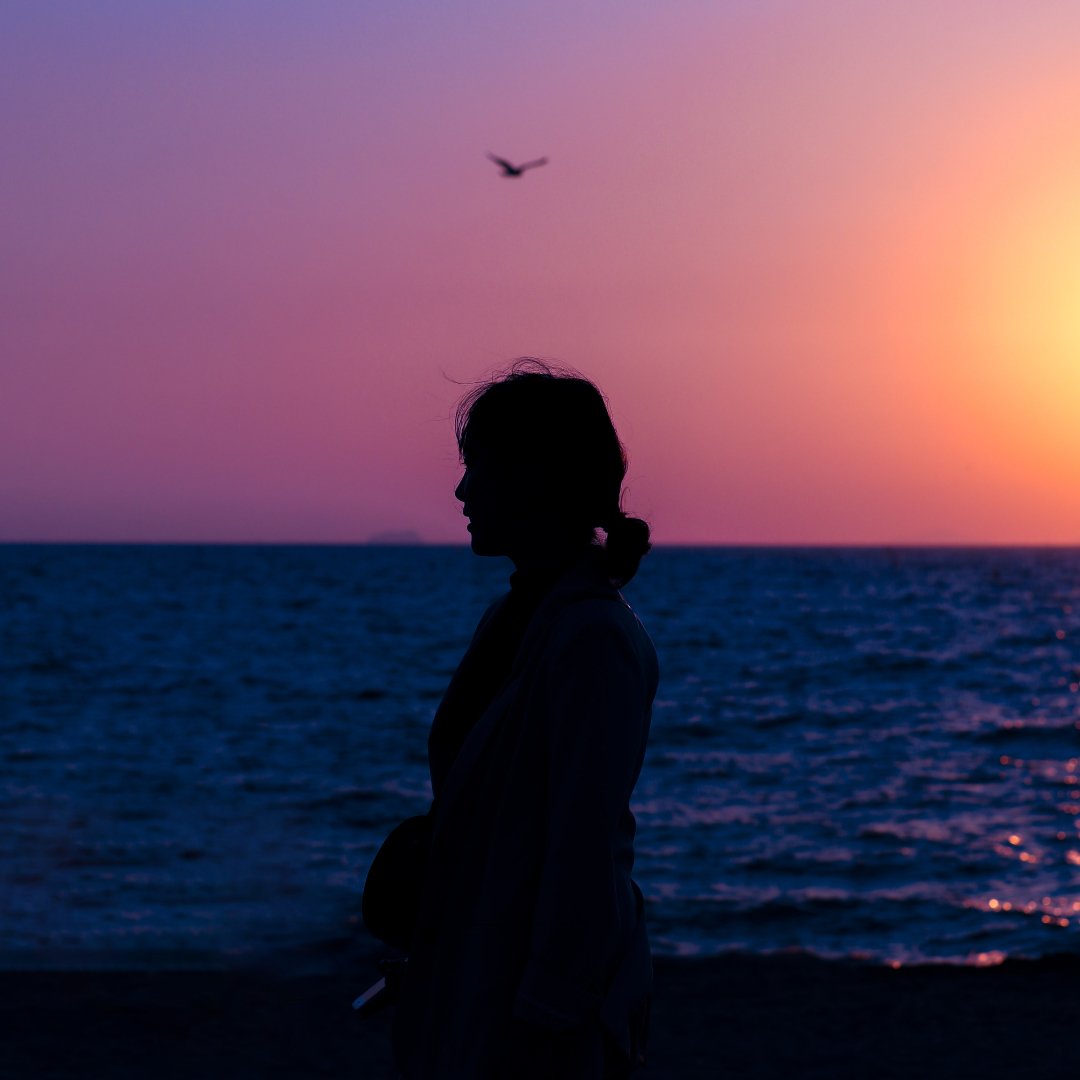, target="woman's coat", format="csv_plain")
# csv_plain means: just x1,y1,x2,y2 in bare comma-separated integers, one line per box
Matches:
391,551,659,1078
